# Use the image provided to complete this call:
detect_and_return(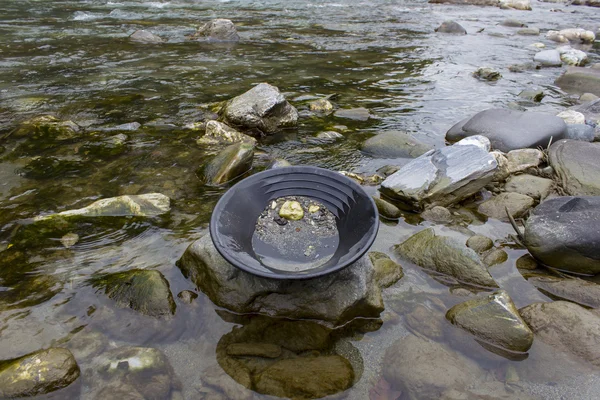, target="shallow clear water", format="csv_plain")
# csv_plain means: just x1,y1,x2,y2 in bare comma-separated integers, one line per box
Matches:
1,0,599,399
